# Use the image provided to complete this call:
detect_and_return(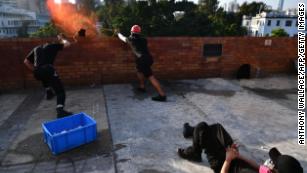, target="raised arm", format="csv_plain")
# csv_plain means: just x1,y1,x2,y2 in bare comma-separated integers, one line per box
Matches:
117,32,128,43
221,147,239,173
57,34,72,48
